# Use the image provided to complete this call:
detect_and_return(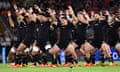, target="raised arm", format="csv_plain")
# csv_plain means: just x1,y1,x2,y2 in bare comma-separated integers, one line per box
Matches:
8,11,15,27
77,11,89,24
48,8,58,25
34,4,42,13
80,14,89,24
107,14,116,25
12,3,18,12
67,5,78,25
83,9,91,21
104,10,115,25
